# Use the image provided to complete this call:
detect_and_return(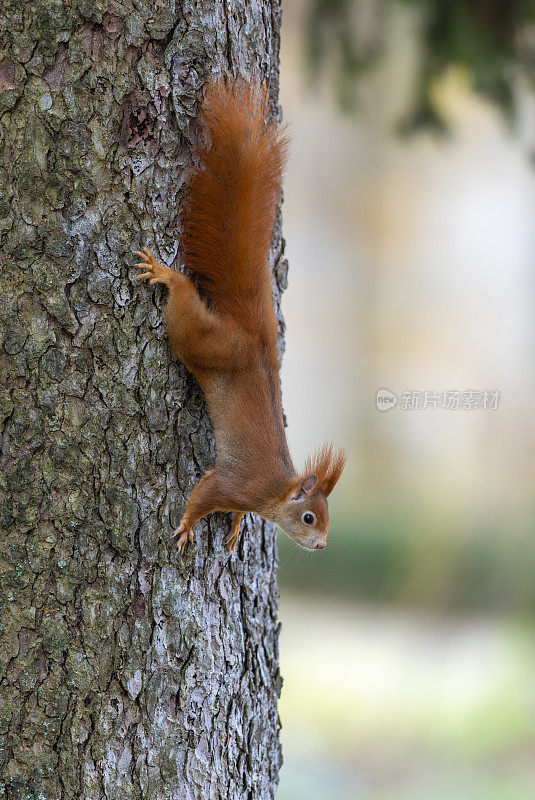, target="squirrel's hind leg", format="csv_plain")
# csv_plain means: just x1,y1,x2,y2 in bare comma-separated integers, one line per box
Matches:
134,248,176,286
134,247,239,372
